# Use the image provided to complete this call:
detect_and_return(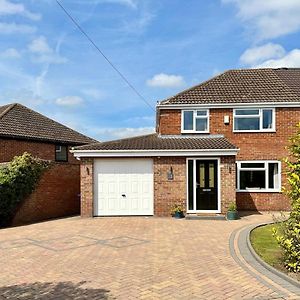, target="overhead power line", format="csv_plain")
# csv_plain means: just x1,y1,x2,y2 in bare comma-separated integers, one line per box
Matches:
55,0,155,111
